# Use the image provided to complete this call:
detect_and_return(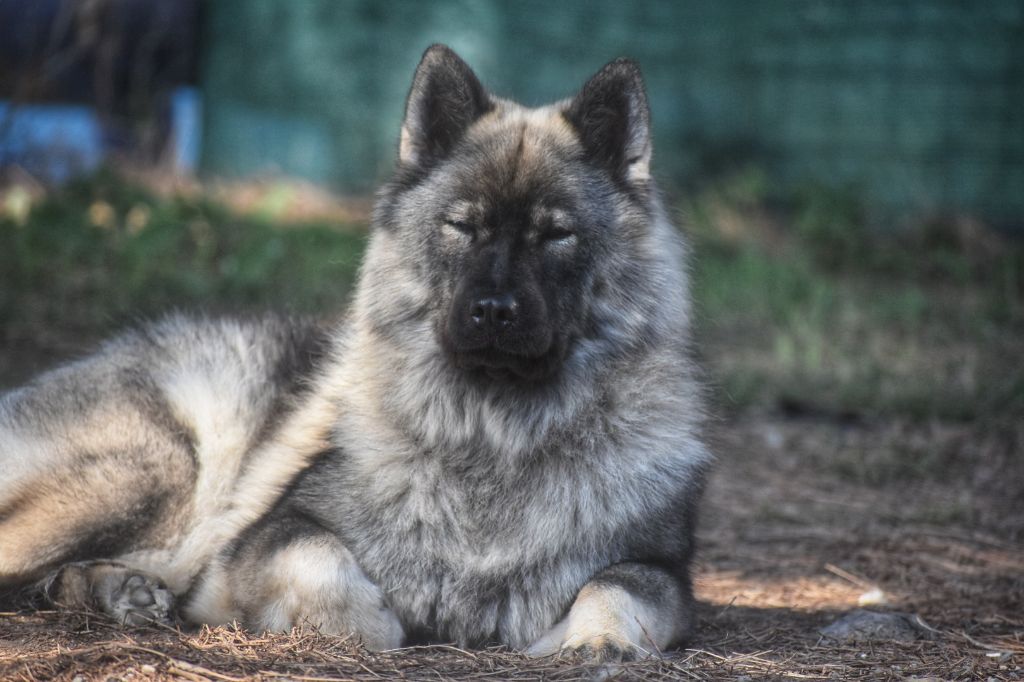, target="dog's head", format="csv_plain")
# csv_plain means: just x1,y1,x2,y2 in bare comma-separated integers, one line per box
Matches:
371,45,659,383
